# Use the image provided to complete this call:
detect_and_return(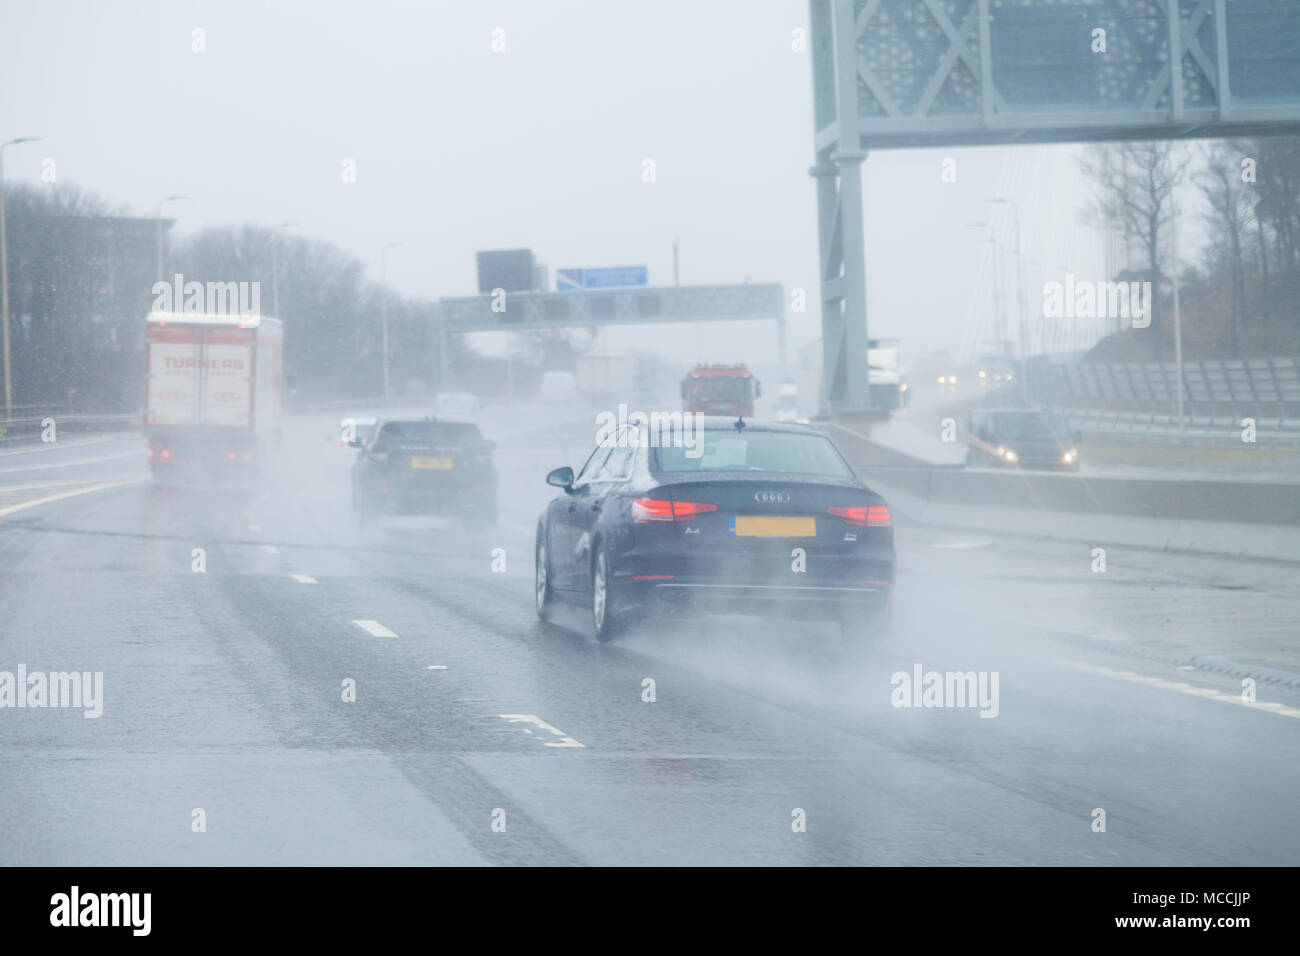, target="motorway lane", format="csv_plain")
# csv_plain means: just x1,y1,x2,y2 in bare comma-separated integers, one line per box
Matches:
1,410,1298,865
